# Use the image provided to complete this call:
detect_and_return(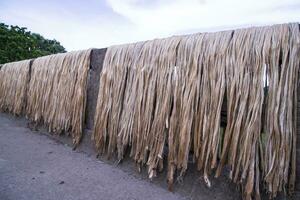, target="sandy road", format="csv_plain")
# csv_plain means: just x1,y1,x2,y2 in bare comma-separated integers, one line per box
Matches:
0,113,183,200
